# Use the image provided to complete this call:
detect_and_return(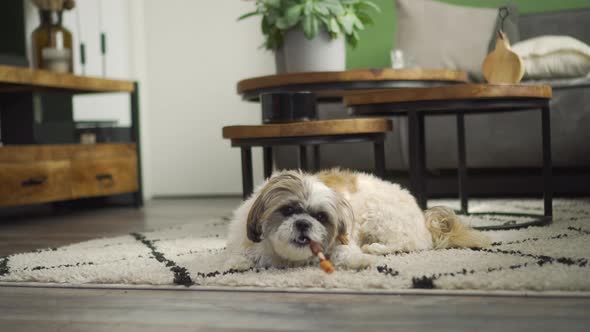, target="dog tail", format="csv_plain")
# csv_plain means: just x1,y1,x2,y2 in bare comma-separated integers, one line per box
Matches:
424,206,490,249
